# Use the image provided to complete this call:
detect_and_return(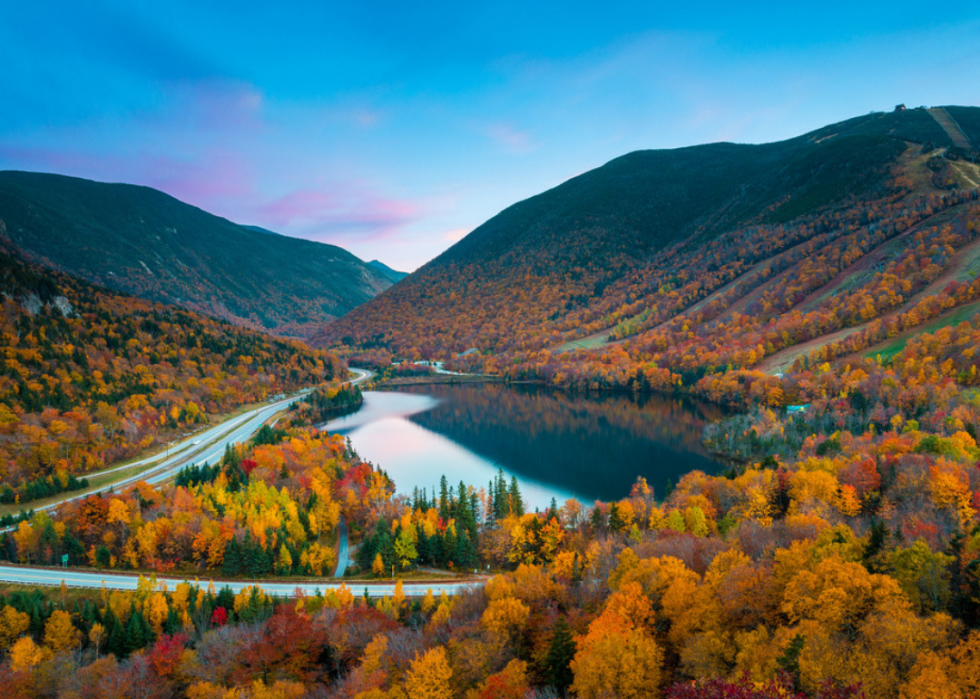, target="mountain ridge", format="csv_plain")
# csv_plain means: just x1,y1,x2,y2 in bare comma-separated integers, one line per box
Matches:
0,171,393,340
313,106,980,372
367,259,409,283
